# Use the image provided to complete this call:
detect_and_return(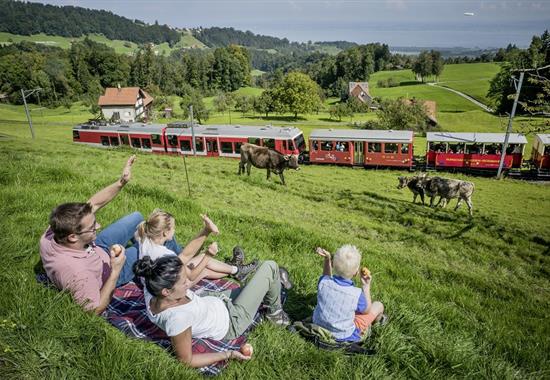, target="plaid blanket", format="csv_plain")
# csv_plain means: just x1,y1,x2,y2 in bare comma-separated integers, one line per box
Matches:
37,274,259,376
